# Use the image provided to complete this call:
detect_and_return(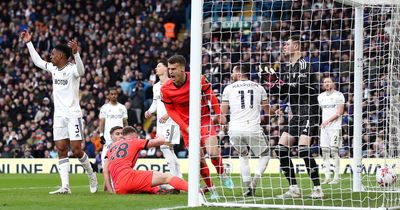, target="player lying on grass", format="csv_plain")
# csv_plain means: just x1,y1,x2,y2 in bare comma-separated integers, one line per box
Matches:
103,126,188,194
